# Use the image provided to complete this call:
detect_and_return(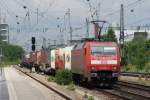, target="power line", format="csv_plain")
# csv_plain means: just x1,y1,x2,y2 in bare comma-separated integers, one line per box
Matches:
5,0,56,33
101,0,147,18
0,0,17,23
28,0,56,31
40,0,55,15
12,0,35,13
